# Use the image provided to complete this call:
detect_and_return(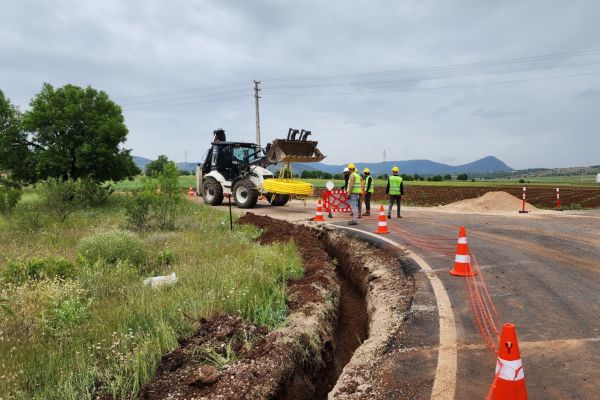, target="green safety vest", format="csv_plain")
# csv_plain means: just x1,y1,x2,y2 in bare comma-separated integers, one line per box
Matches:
351,172,362,194
388,175,402,195
365,176,374,193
